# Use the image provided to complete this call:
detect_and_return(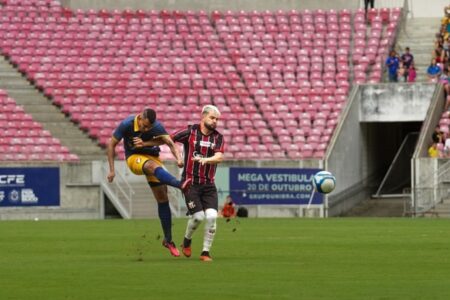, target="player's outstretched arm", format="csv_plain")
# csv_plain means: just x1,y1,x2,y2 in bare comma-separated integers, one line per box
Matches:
106,137,120,182
193,152,224,165
160,135,184,168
